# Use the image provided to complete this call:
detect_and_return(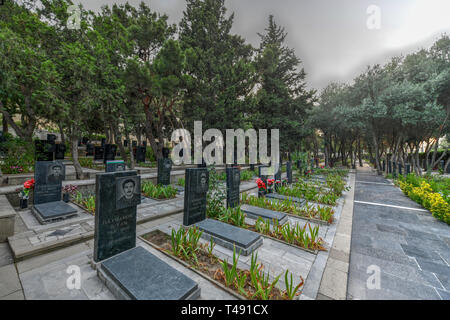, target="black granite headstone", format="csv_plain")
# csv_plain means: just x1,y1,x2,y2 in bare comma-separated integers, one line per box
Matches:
132,141,137,147
241,204,287,225
55,144,66,160
32,161,77,223
123,140,128,147
47,134,57,144
94,146,105,161
183,168,209,226
33,161,65,204
86,143,94,156
106,160,126,173
226,167,240,208
274,163,282,192
286,161,292,184
94,170,141,262
136,146,146,163
101,138,106,147
99,246,200,300
157,158,172,186
103,144,117,164
398,163,403,175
